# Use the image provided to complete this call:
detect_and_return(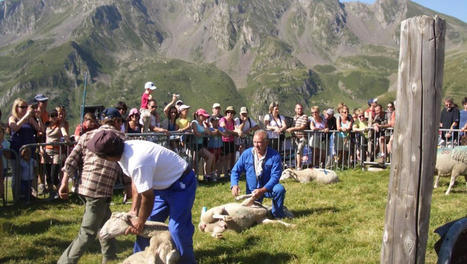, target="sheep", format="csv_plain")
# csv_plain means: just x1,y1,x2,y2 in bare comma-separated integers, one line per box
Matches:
280,168,338,184
198,194,294,239
434,146,467,195
99,212,179,264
